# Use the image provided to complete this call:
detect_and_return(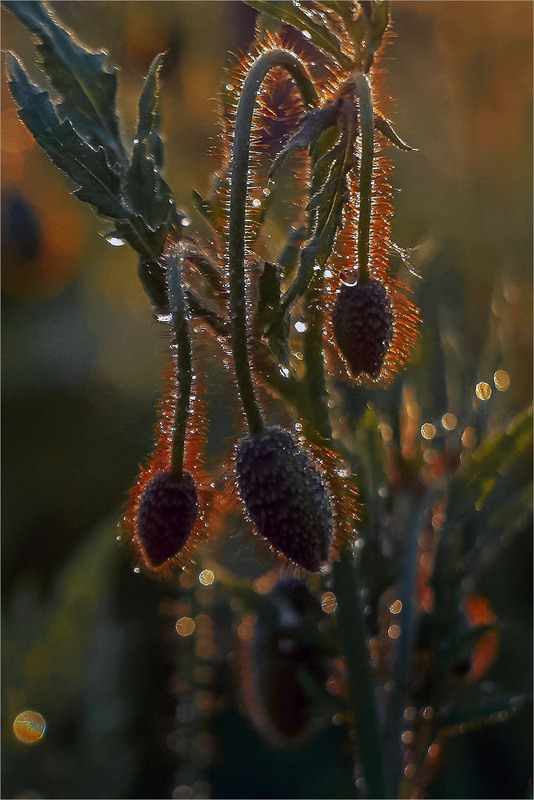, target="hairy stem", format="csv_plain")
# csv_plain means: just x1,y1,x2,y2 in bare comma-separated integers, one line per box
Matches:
166,247,193,475
229,48,317,435
300,85,385,800
353,71,374,283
